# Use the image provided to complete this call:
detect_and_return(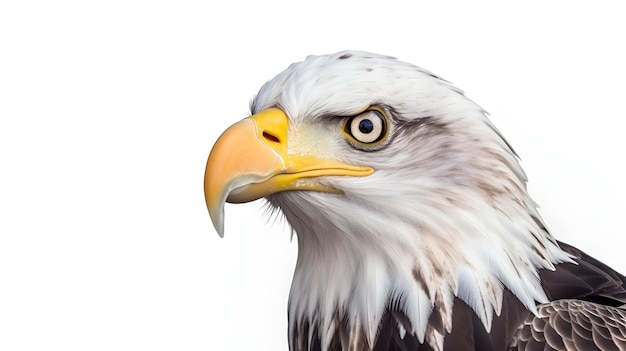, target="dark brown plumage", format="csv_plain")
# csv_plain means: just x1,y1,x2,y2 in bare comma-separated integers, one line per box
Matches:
288,242,626,351
509,242,626,351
